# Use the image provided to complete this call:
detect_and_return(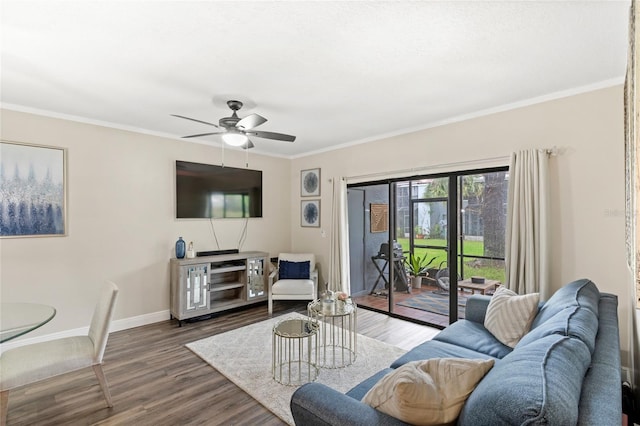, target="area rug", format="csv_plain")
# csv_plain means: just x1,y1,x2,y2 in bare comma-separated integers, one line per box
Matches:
397,292,468,317
186,313,407,425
